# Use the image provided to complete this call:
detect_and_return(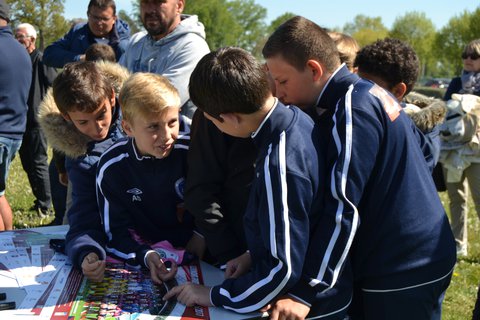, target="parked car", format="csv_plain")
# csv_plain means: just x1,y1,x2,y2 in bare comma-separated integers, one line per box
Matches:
423,78,451,89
